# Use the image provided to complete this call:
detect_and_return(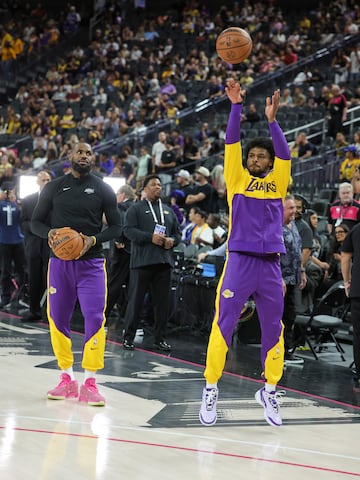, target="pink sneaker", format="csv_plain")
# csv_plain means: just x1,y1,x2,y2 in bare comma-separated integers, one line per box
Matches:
79,378,105,406
47,373,79,400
